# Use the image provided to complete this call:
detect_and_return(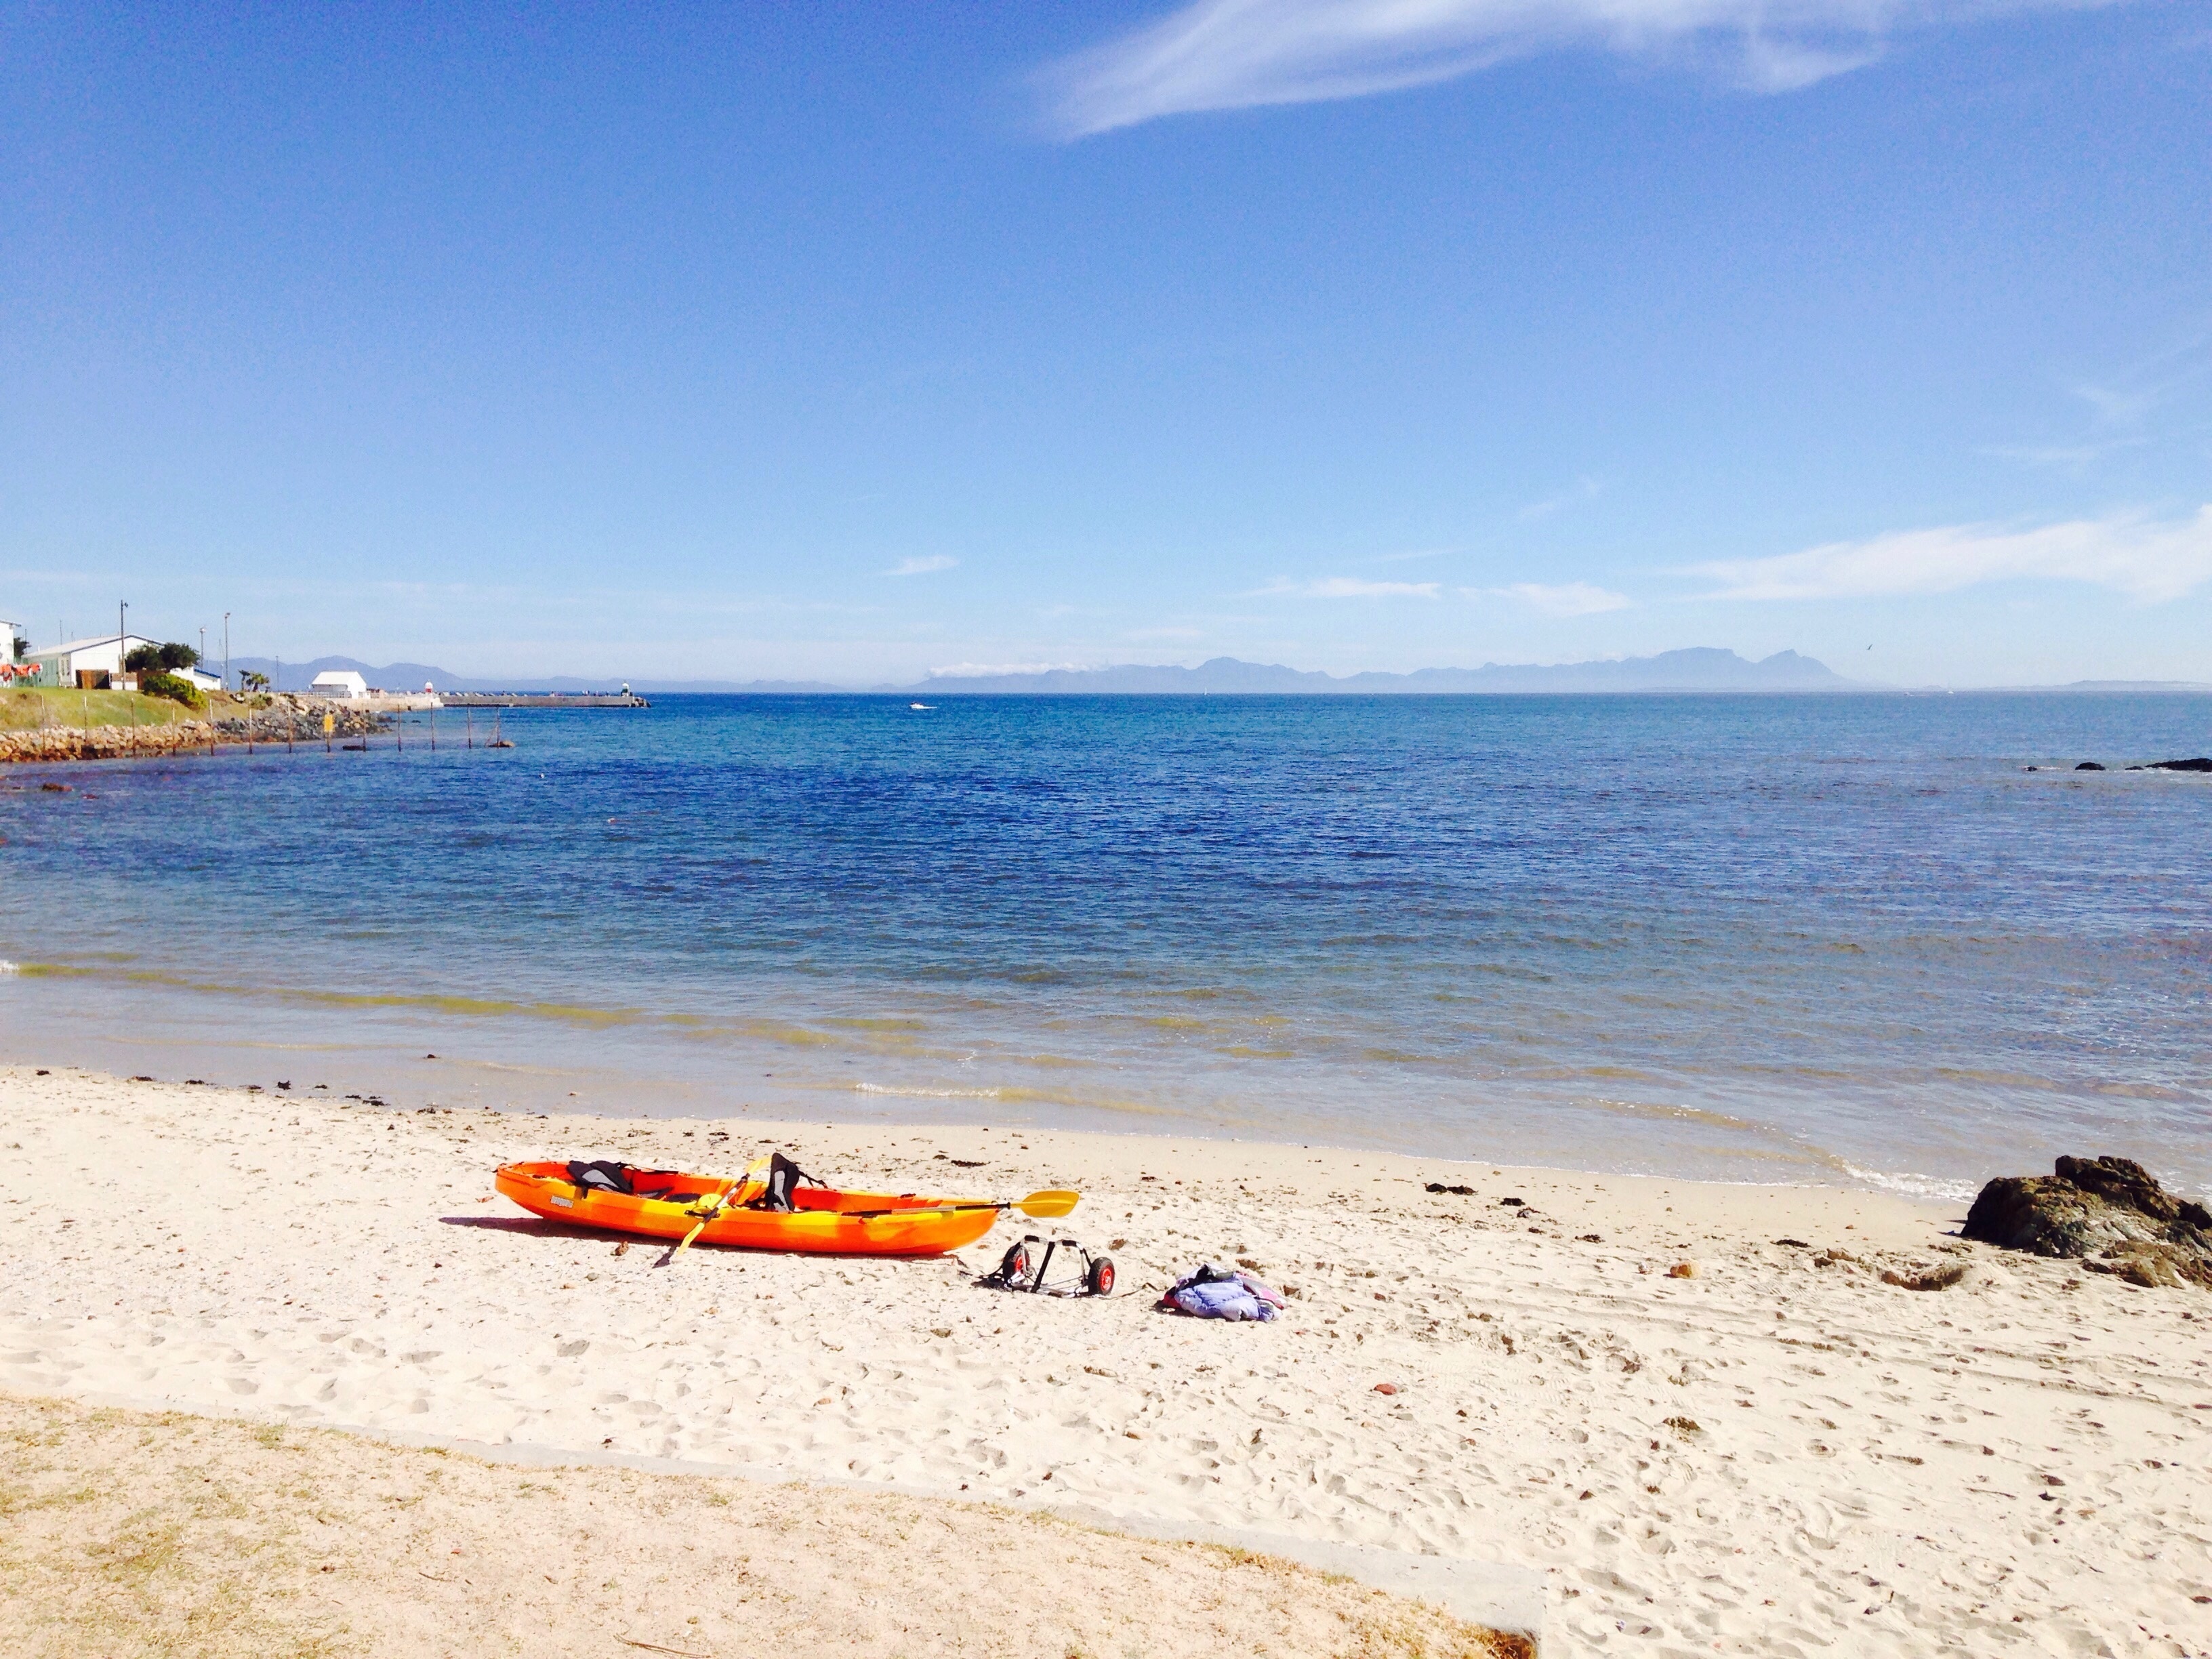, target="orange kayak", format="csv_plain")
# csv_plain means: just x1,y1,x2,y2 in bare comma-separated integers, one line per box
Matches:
493,1160,1004,1257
